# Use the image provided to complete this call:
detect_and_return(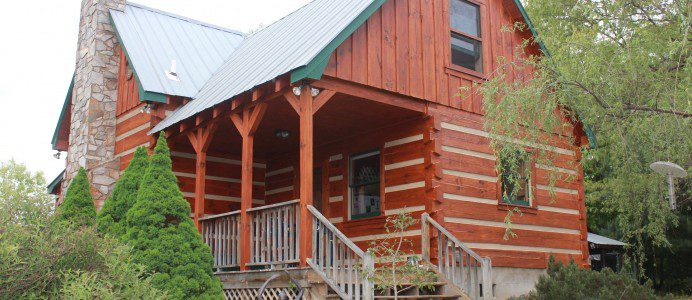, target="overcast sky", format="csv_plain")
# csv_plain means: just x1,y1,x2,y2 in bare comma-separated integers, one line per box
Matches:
0,0,311,181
